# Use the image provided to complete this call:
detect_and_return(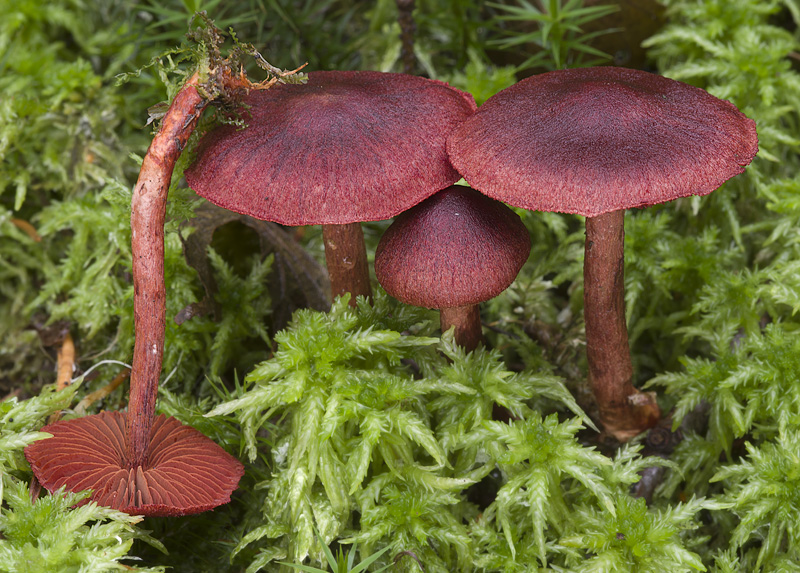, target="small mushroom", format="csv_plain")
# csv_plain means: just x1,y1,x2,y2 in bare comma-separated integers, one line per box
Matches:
447,66,758,440
375,185,531,350
185,70,476,303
